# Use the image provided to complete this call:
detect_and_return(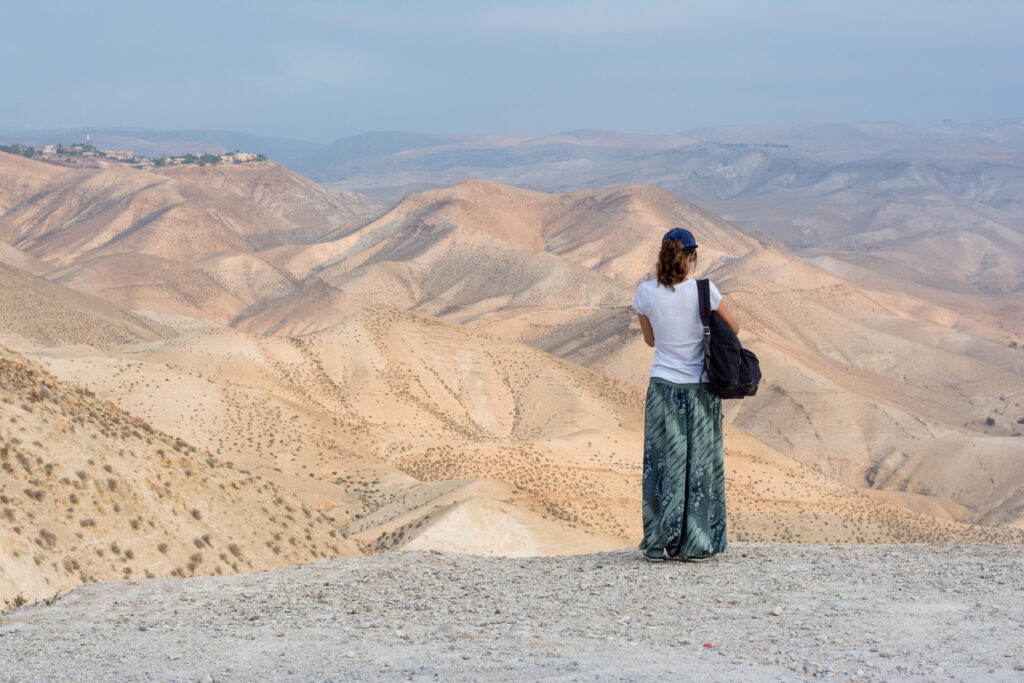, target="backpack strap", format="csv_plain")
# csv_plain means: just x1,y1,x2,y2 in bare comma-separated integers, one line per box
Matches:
696,279,712,392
